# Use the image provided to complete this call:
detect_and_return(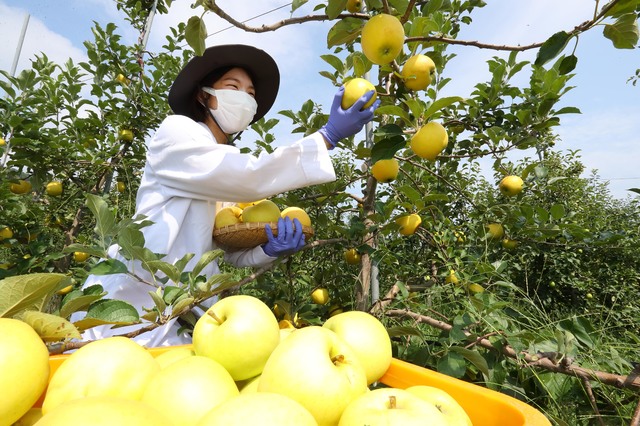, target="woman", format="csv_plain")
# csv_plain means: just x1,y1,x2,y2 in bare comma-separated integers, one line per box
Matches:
77,44,379,347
